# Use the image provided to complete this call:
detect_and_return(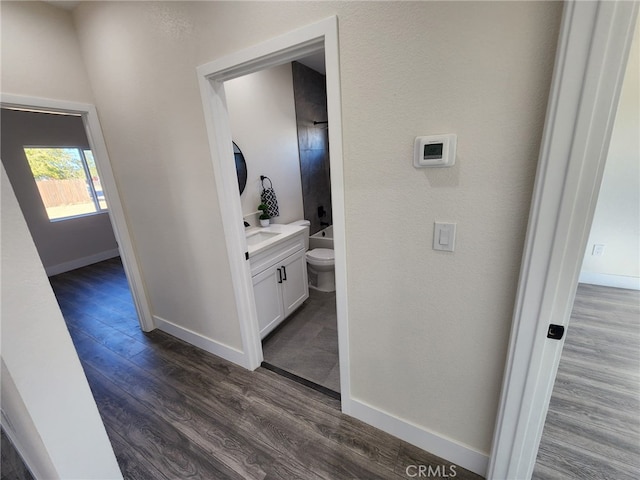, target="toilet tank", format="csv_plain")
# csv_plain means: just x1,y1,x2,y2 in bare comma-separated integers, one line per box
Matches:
288,220,310,250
